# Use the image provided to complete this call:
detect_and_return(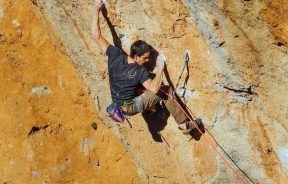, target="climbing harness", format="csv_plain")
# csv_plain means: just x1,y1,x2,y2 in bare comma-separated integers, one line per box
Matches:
119,99,134,107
